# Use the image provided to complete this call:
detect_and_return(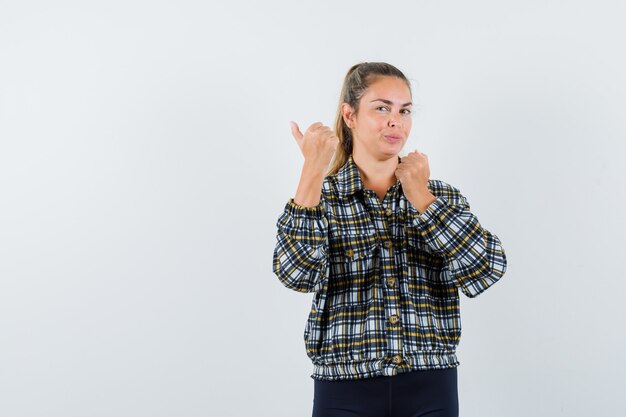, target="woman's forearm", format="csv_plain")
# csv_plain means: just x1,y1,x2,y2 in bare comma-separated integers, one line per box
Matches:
293,161,327,207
